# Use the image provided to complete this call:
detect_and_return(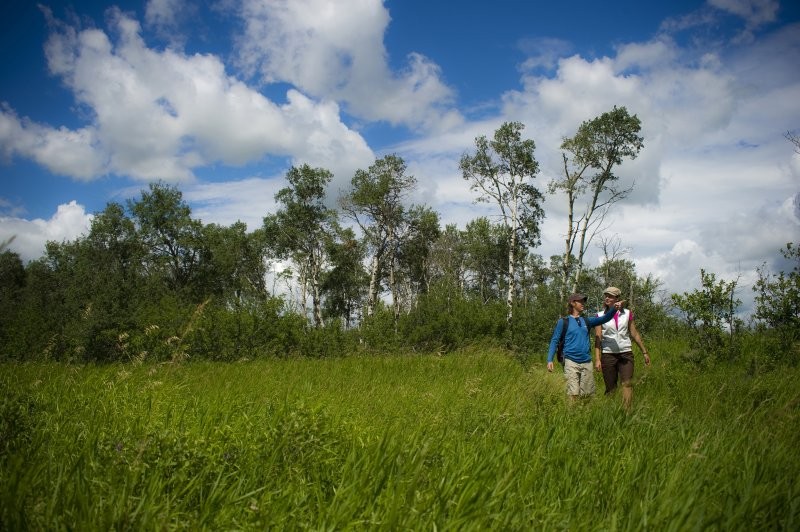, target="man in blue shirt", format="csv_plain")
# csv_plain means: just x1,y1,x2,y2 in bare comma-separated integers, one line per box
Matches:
547,293,623,400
